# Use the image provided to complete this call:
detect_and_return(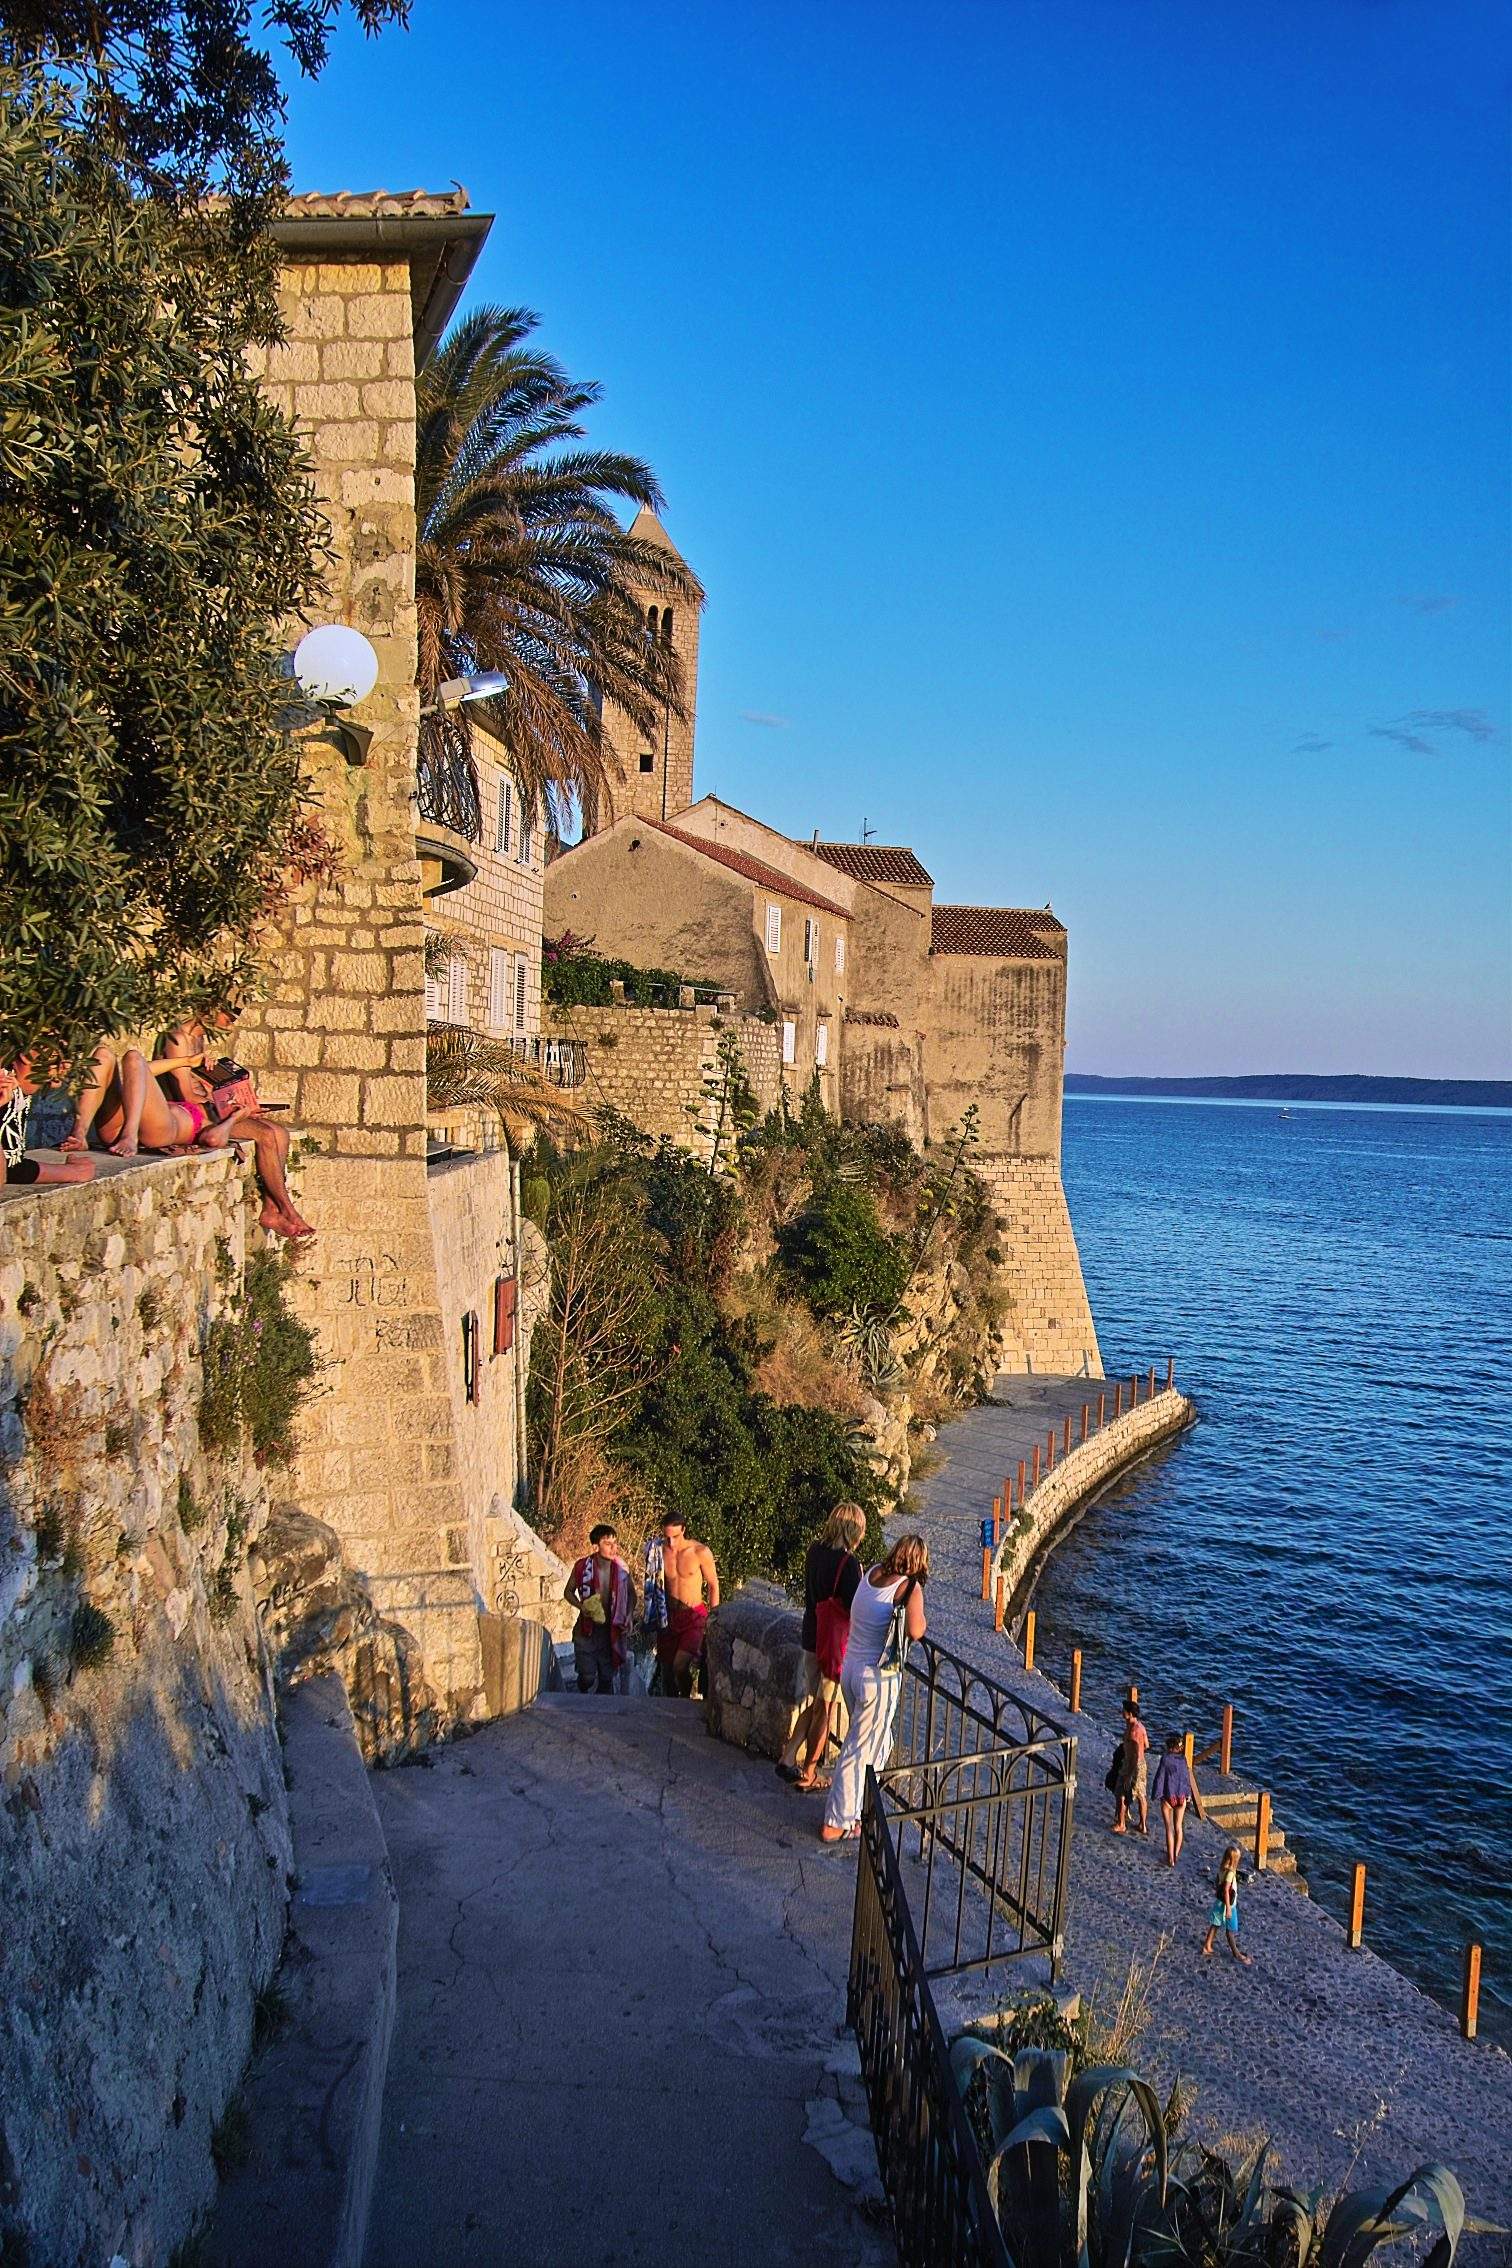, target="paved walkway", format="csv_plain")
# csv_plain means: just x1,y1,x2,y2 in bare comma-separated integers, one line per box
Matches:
364,1694,894,2268
910,1392,1512,2235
